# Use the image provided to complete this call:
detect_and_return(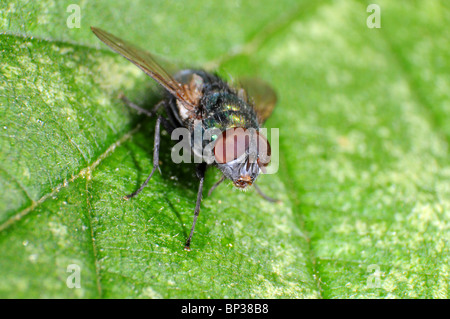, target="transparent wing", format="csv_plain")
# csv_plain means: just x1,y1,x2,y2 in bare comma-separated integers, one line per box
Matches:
91,26,195,109
238,77,277,124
